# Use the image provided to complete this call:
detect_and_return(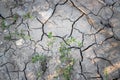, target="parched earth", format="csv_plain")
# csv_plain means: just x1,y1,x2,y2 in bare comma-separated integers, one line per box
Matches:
0,0,120,80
